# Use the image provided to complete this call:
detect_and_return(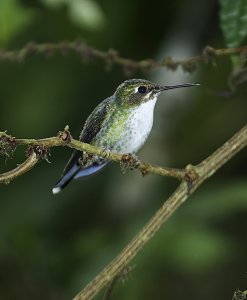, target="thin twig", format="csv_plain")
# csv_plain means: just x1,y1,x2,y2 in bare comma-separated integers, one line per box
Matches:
0,41,246,73
72,125,247,300
0,152,38,184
